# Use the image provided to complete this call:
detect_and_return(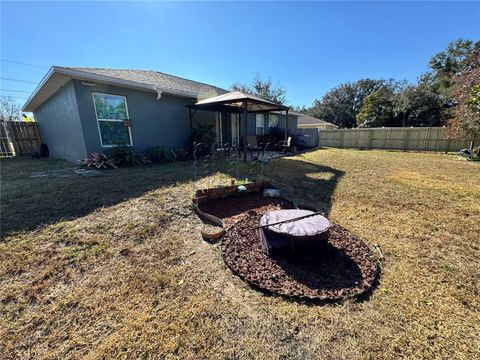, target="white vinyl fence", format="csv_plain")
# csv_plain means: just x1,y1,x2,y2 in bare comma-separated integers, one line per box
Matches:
317,127,478,152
